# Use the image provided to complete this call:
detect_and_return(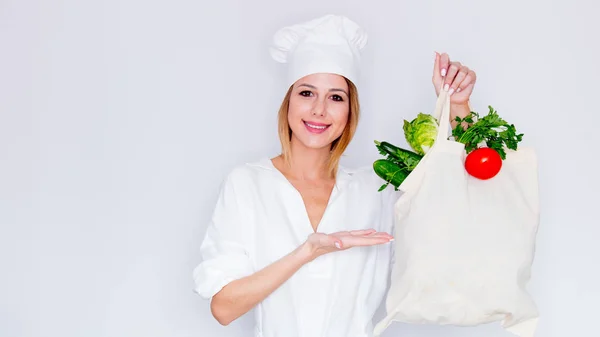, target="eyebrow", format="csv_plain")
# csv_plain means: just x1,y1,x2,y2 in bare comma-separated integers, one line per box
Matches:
298,83,349,97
